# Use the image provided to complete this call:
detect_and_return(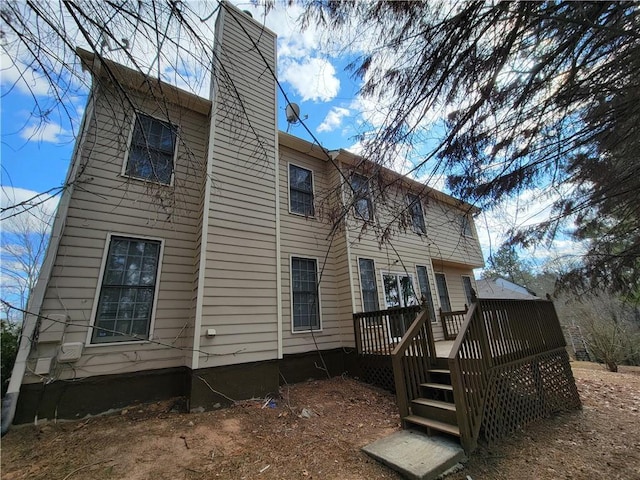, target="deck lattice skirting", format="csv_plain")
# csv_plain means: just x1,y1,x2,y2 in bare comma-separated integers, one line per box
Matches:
354,298,581,454
481,347,580,444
